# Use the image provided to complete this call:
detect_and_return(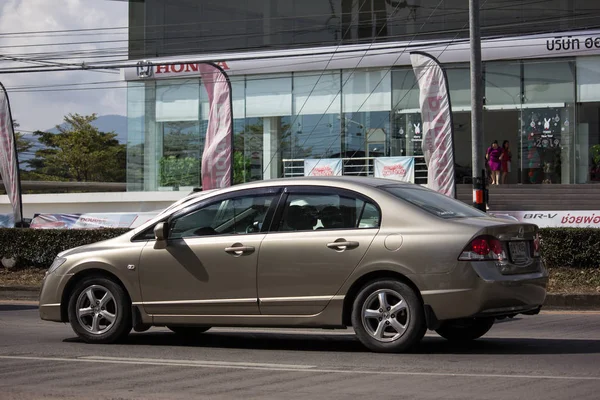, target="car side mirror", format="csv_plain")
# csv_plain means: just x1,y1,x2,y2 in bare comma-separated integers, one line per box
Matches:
154,222,169,241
